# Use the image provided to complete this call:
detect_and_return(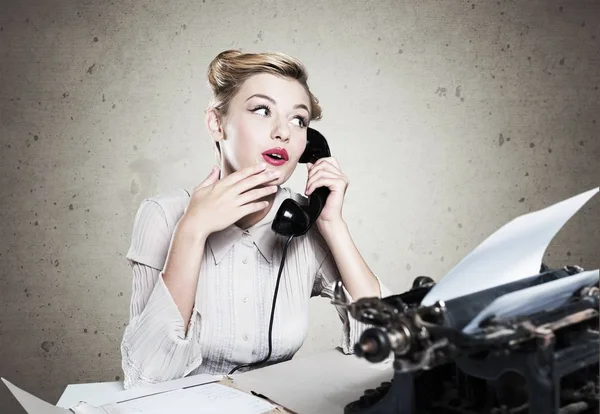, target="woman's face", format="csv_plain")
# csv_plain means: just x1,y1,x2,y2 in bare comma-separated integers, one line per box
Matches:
211,73,311,186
